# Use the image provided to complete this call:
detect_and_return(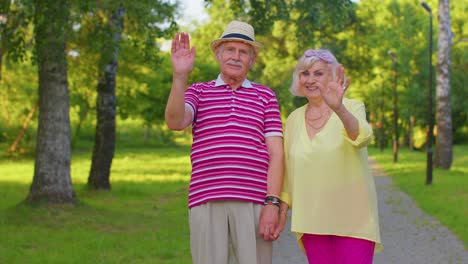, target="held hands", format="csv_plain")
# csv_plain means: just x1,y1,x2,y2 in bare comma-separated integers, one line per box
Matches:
171,32,196,76
273,206,288,239
259,203,288,241
319,64,351,111
259,205,280,241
